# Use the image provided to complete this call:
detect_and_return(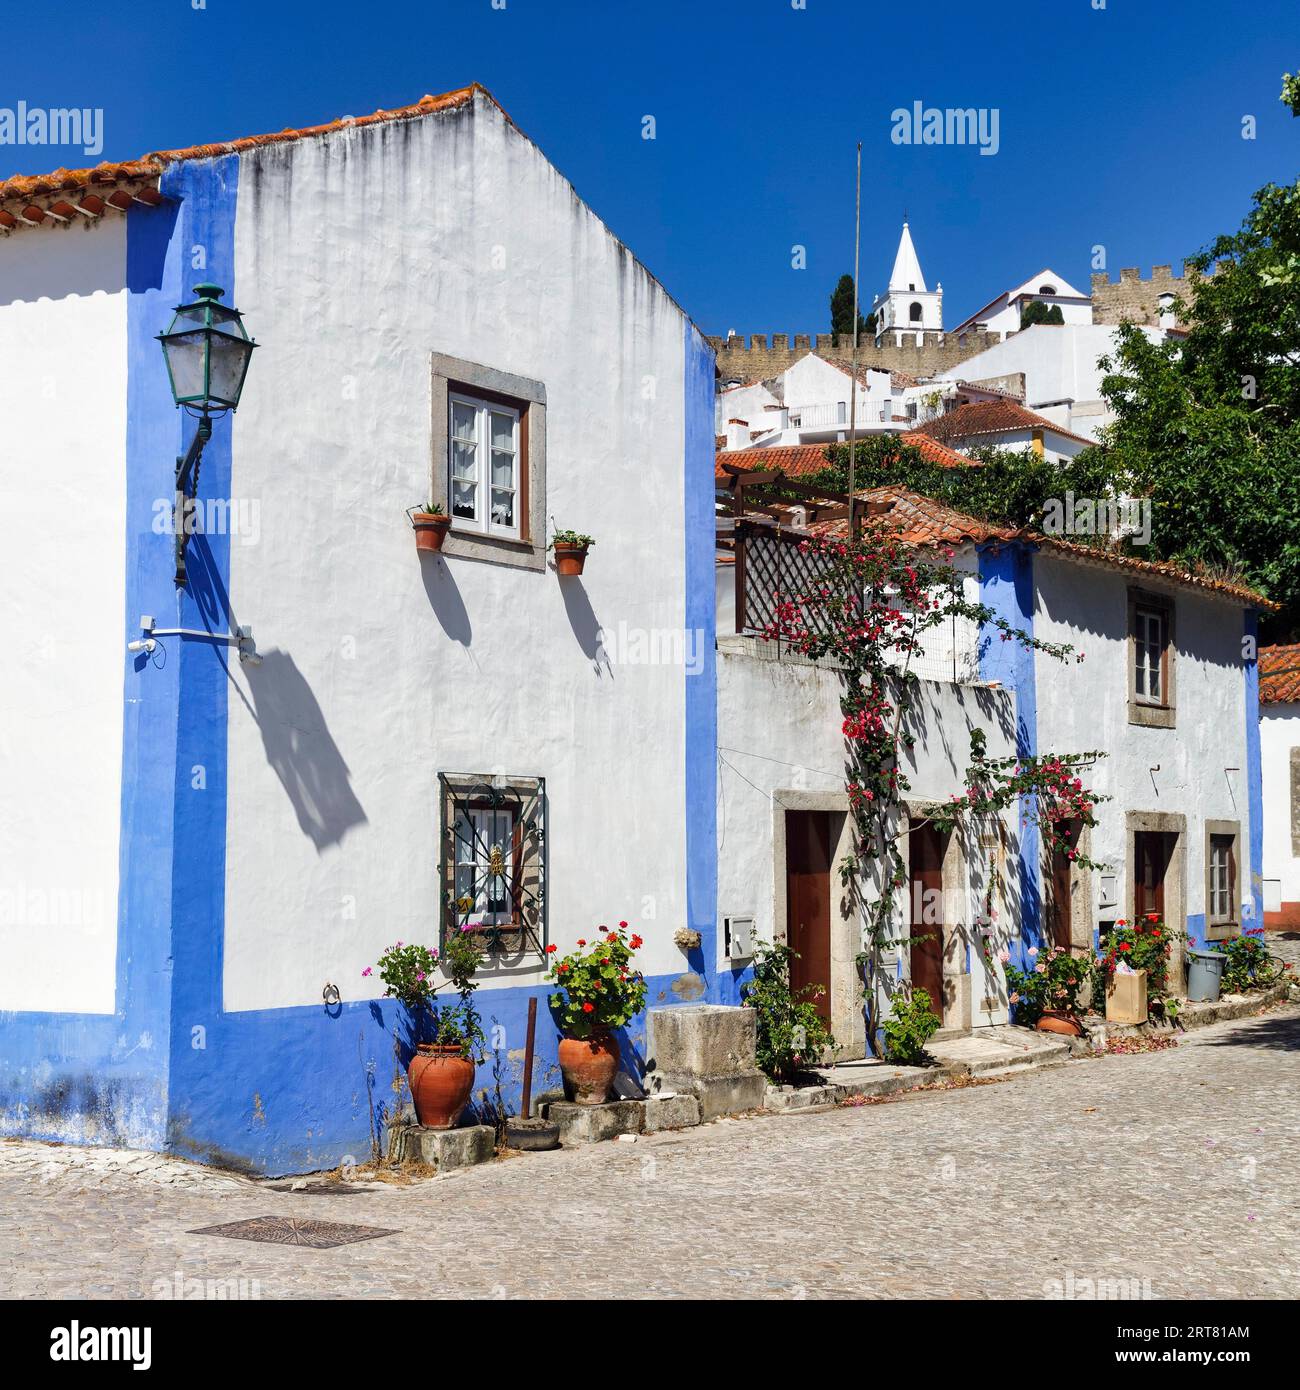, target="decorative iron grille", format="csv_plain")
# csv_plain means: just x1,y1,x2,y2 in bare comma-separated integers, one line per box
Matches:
438,773,547,958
